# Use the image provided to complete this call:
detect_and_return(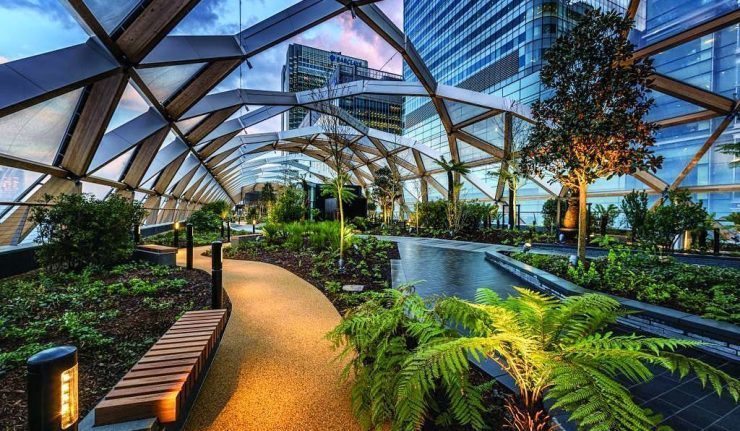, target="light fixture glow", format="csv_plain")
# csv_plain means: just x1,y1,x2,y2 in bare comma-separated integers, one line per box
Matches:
60,364,78,429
